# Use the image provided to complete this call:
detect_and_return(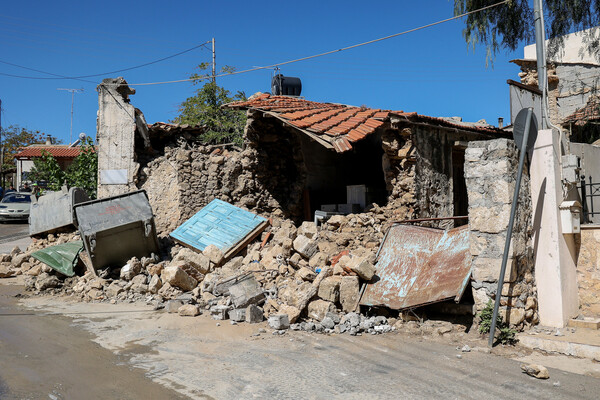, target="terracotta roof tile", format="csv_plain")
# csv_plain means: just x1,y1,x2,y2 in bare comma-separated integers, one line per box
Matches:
14,146,92,159
226,93,507,153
